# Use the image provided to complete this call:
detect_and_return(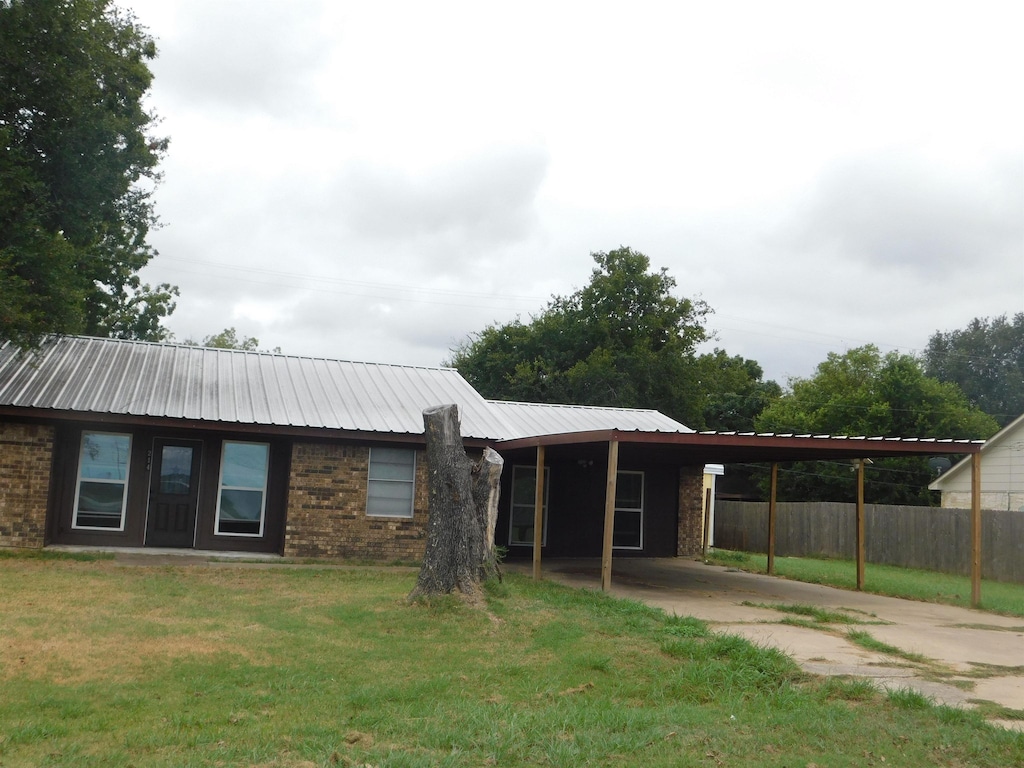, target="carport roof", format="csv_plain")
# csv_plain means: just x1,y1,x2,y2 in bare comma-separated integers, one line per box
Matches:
496,428,984,463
